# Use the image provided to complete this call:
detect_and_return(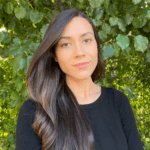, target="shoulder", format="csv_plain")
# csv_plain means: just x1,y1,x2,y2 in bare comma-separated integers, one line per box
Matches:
103,86,129,106
23,98,36,107
103,86,126,98
20,98,36,114
17,98,36,124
